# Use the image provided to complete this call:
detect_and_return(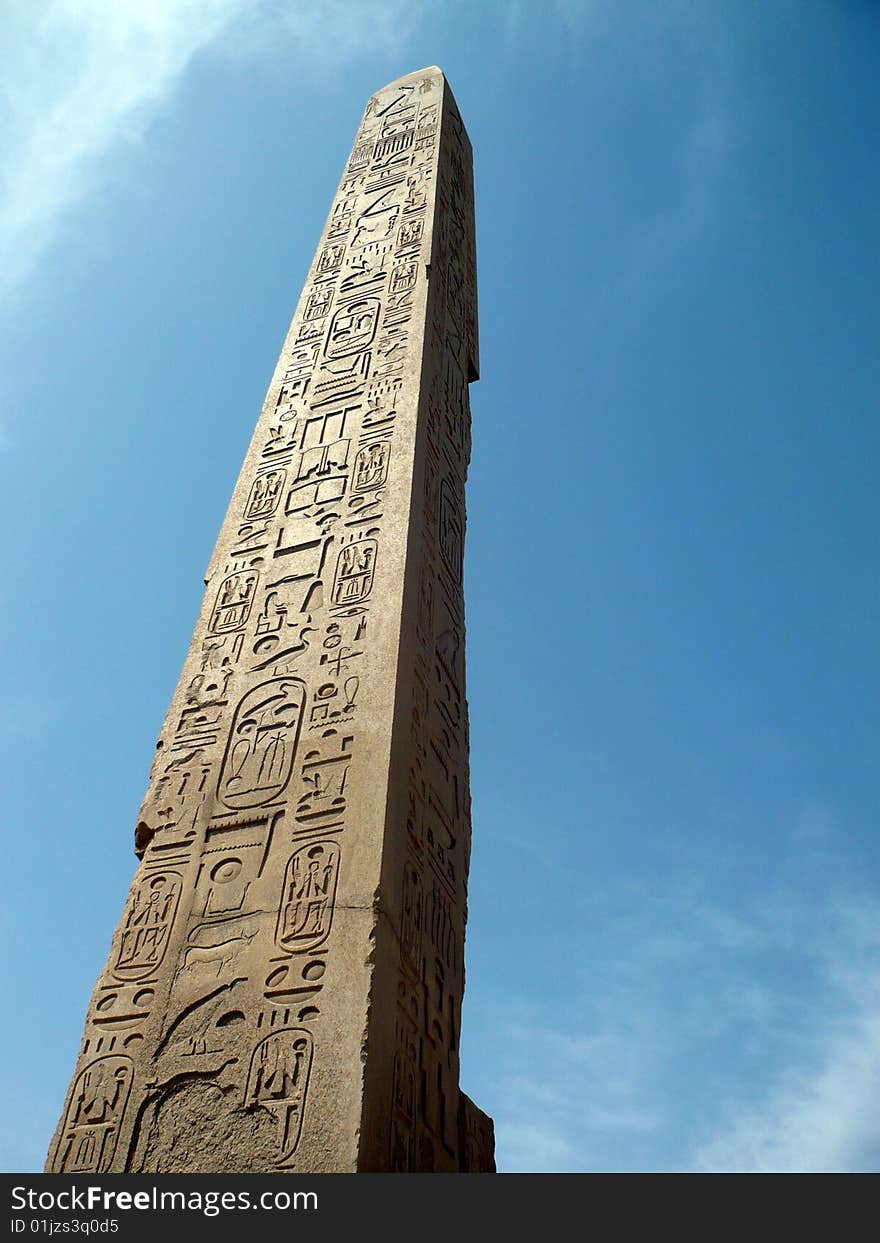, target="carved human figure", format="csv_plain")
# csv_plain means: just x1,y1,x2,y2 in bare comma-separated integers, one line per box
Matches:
245,1030,313,1164
332,539,377,605
78,1060,122,1123
276,842,340,953
245,471,285,519
211,571,258,632
116,873,181,977
52,1056,133,1173
285,860,329,936
353,442,389,491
